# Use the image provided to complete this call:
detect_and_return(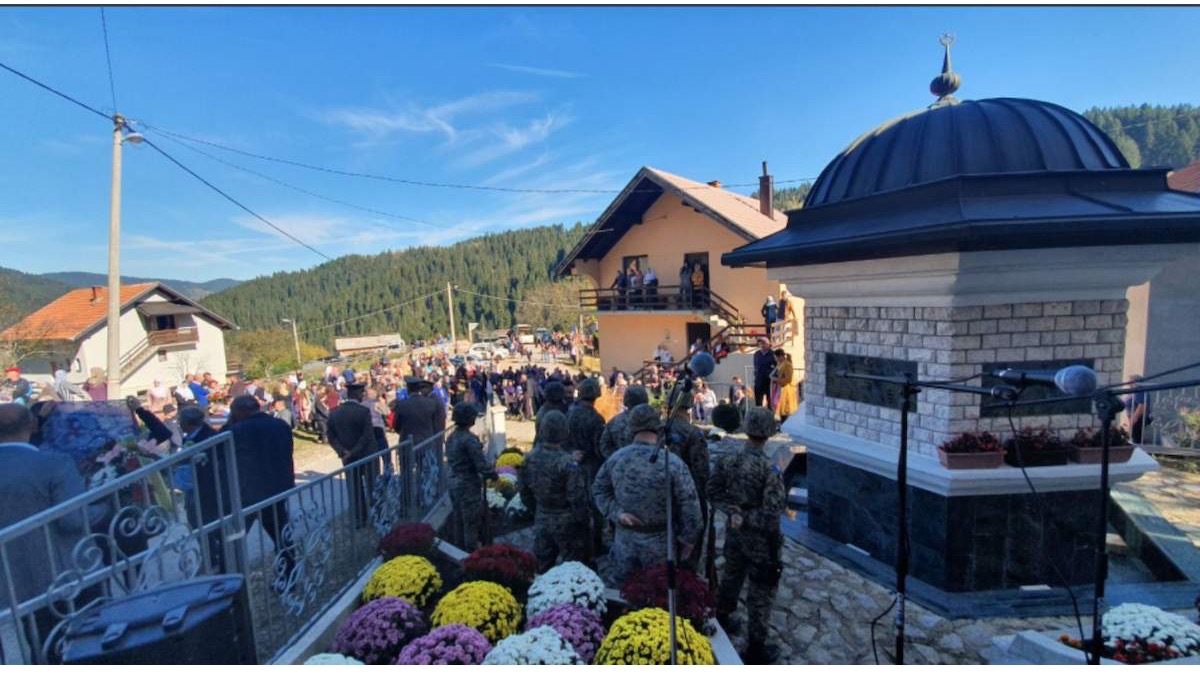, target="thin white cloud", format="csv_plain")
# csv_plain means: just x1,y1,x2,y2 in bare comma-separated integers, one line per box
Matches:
488,63,584,79
456,112,571,168
481,152,553,186
320,91,537,144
